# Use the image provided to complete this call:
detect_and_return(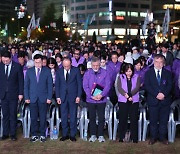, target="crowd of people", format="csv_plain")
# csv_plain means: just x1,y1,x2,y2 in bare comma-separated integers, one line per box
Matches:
0,39,179,145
